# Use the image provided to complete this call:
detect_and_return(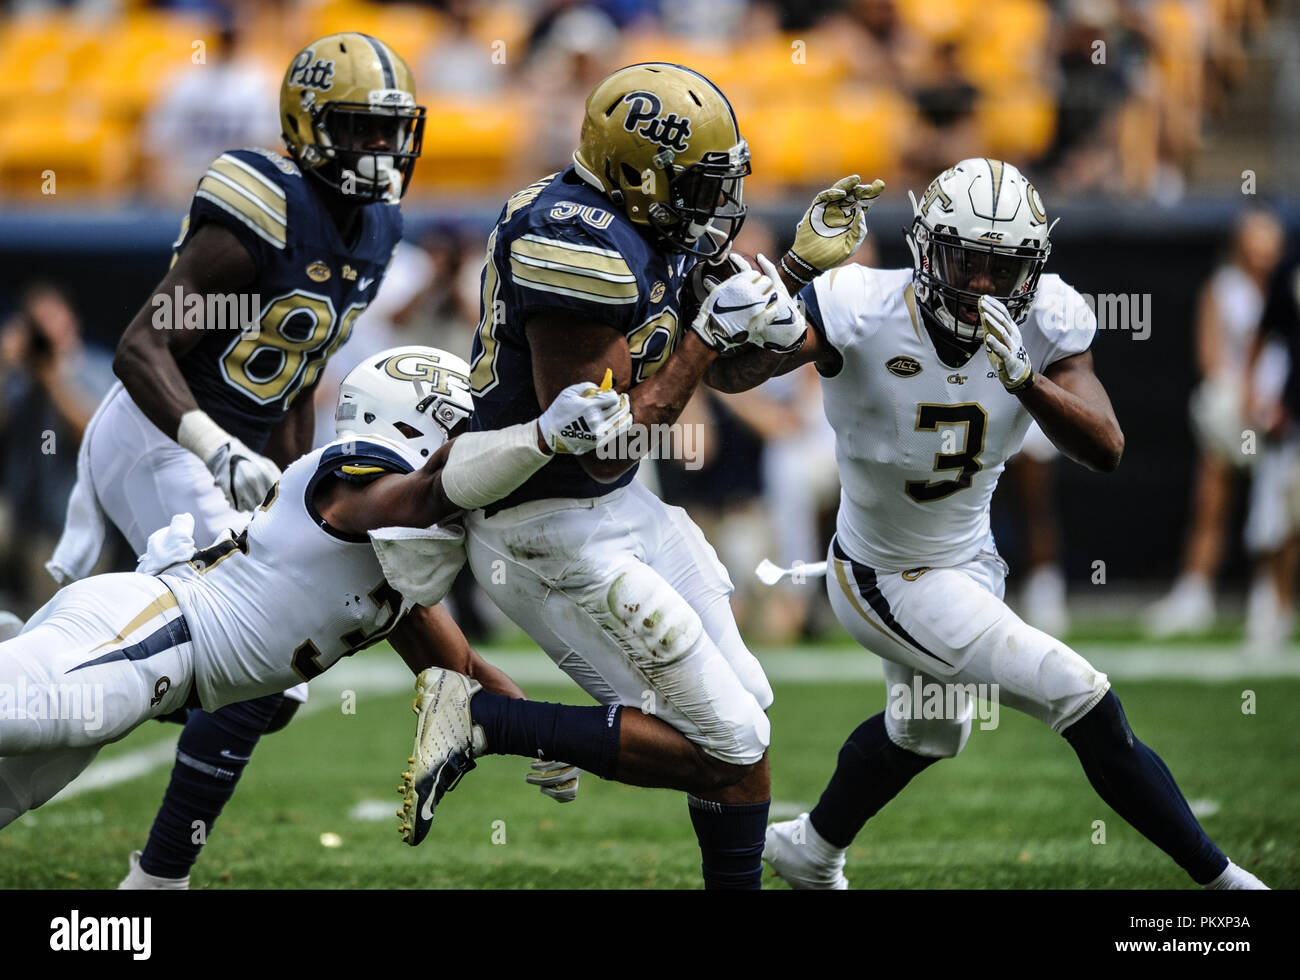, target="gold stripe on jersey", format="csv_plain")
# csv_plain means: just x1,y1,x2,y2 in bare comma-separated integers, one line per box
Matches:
195,156,288,249
209,155,288,218
85,592,179,654
903,282,922,341
508,235,638,305
341,464,387,475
